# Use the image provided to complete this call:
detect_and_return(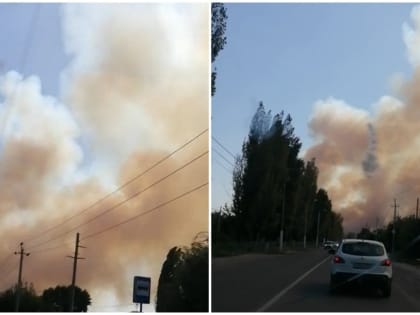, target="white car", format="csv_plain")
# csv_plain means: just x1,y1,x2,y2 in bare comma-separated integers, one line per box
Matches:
323,240,339,250
329,239,392,297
